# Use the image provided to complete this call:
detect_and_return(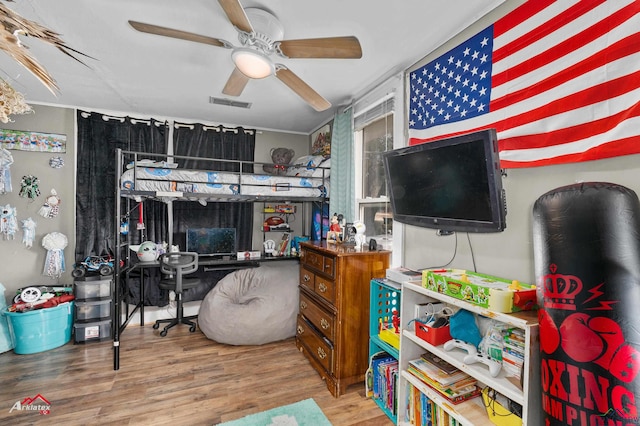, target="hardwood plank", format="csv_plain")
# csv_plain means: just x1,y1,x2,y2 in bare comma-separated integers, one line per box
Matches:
0,325,394,425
